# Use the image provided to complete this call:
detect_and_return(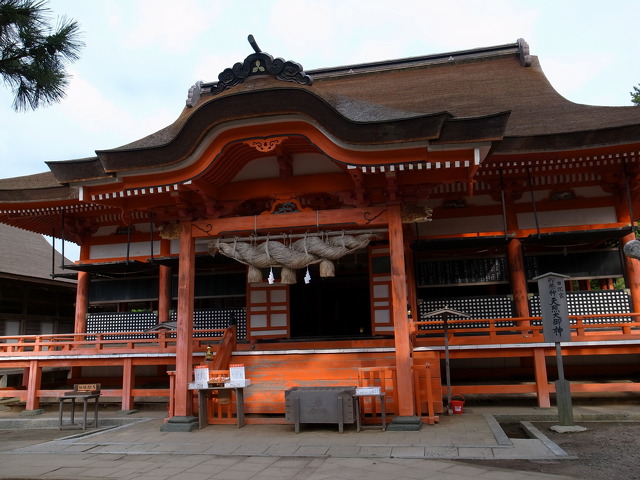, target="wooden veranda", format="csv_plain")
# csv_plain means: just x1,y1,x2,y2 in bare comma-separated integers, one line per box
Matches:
2,310,639,423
